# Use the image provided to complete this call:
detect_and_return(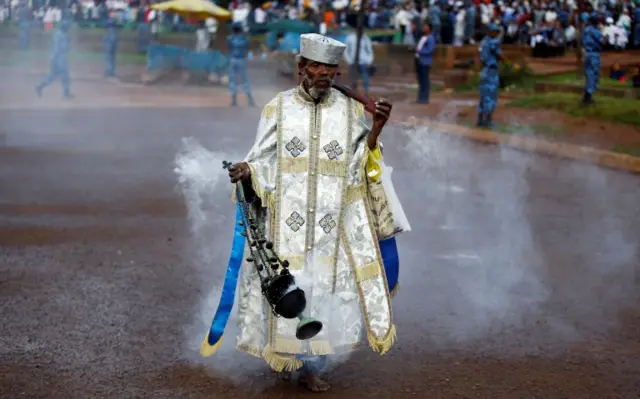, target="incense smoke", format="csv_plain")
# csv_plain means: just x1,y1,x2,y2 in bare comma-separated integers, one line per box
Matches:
392,108,638,354
174,137,265,379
